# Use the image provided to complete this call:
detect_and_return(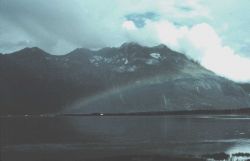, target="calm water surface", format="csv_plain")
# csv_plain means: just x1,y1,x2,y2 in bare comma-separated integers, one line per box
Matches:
1,115,250,161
